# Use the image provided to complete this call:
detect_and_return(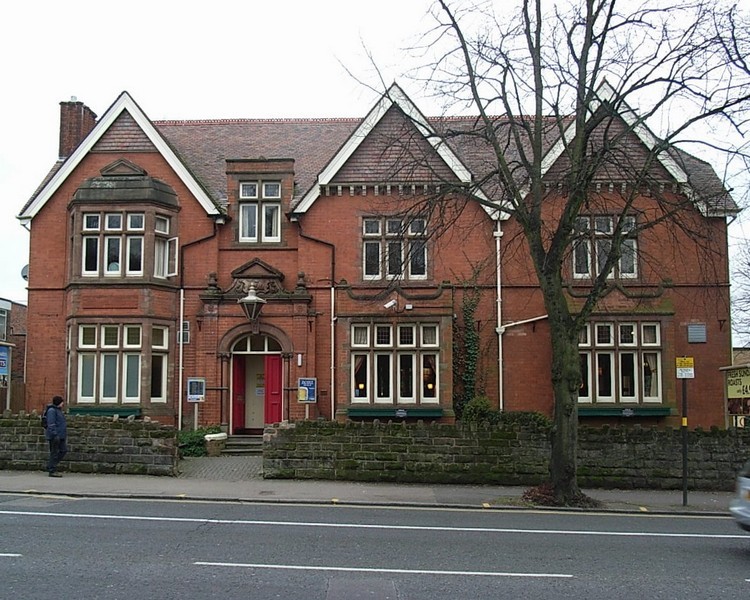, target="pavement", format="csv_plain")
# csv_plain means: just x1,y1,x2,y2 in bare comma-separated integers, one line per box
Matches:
0,456,737,516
